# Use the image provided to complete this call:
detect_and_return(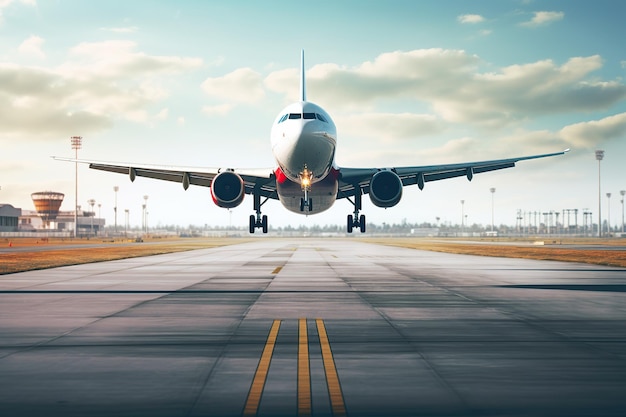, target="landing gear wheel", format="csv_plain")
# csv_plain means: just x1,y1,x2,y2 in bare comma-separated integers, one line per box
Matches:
300,198,313,212
347,188,365,233
251,187,270,234
249,215,256,234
